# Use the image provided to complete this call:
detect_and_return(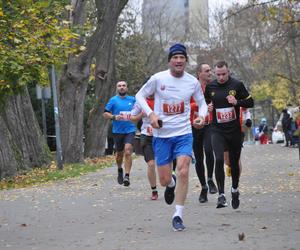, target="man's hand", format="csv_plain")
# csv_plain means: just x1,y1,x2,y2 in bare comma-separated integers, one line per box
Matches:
226,95,237,105
193,116,205,129
114,114,123,121
149,112,161,129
